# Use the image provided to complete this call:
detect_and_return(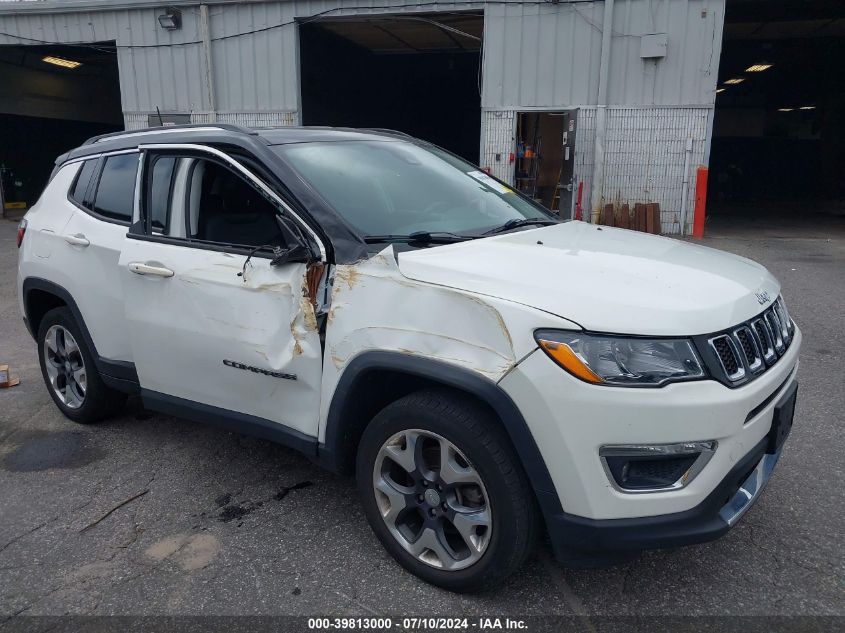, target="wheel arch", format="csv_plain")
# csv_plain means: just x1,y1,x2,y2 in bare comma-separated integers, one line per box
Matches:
21,277,138,389
320,351,565,522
